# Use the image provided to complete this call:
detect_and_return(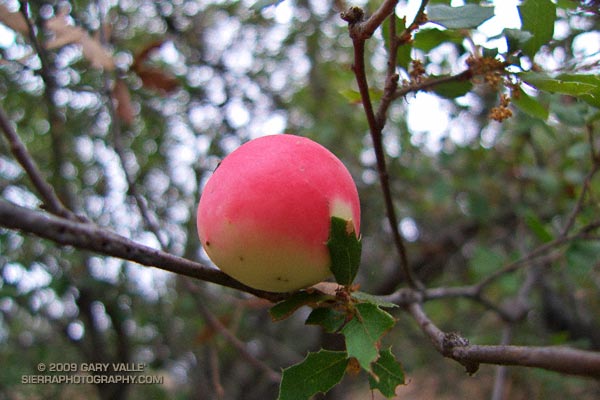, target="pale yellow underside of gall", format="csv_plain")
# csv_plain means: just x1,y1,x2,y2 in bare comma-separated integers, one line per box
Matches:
204,200,355,292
